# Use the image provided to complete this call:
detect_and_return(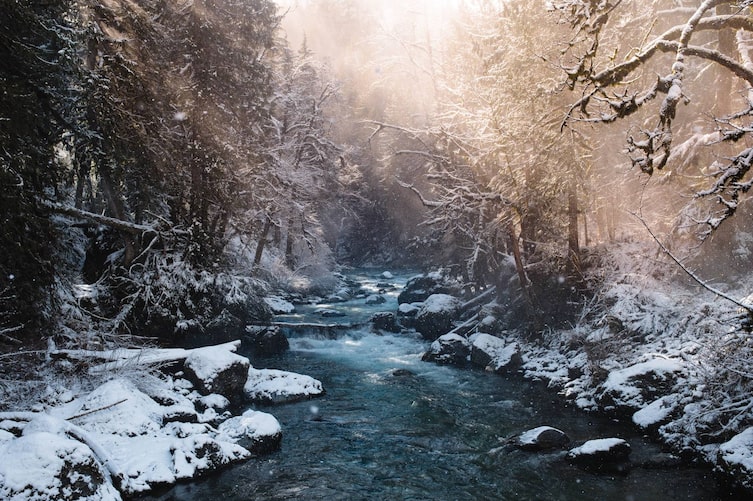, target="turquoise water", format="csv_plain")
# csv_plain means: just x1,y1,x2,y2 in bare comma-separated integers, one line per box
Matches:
147,271,724,500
